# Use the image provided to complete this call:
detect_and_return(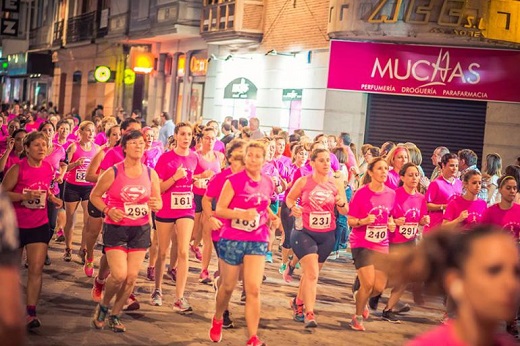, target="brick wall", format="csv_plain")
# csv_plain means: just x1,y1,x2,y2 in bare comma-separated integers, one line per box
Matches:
261,0,329,52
